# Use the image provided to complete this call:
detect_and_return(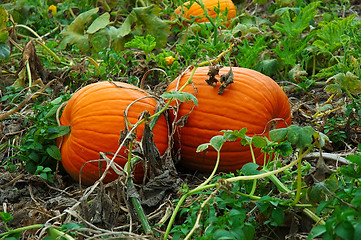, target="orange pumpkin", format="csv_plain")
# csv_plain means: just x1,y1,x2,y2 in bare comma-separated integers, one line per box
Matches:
166,67,291,172
173,0,236,25
59,81,168,185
